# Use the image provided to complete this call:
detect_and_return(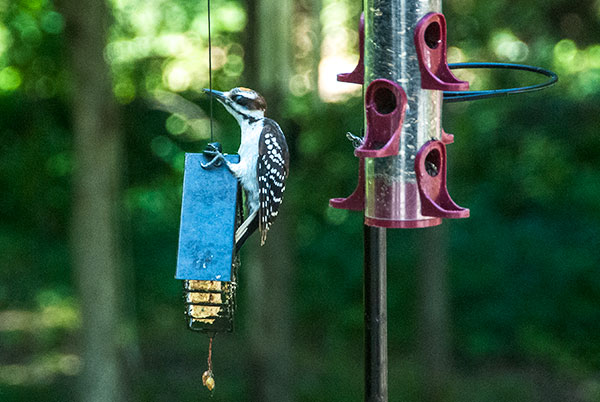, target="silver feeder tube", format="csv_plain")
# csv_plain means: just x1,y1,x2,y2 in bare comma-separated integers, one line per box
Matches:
364,0,443,228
